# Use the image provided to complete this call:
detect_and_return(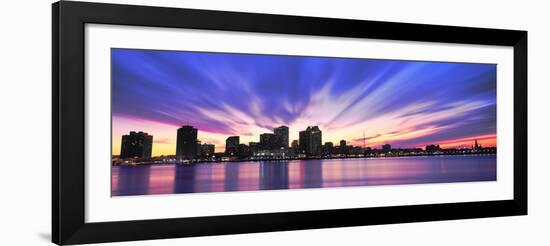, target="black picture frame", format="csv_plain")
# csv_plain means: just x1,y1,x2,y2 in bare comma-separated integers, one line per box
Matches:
52,1,527,245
